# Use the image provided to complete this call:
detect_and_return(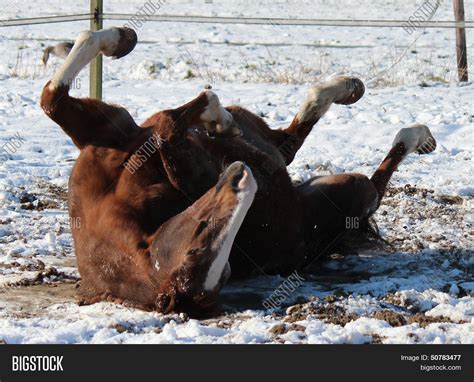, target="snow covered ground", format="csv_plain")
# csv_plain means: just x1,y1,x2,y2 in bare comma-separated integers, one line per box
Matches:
0,0,473,344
